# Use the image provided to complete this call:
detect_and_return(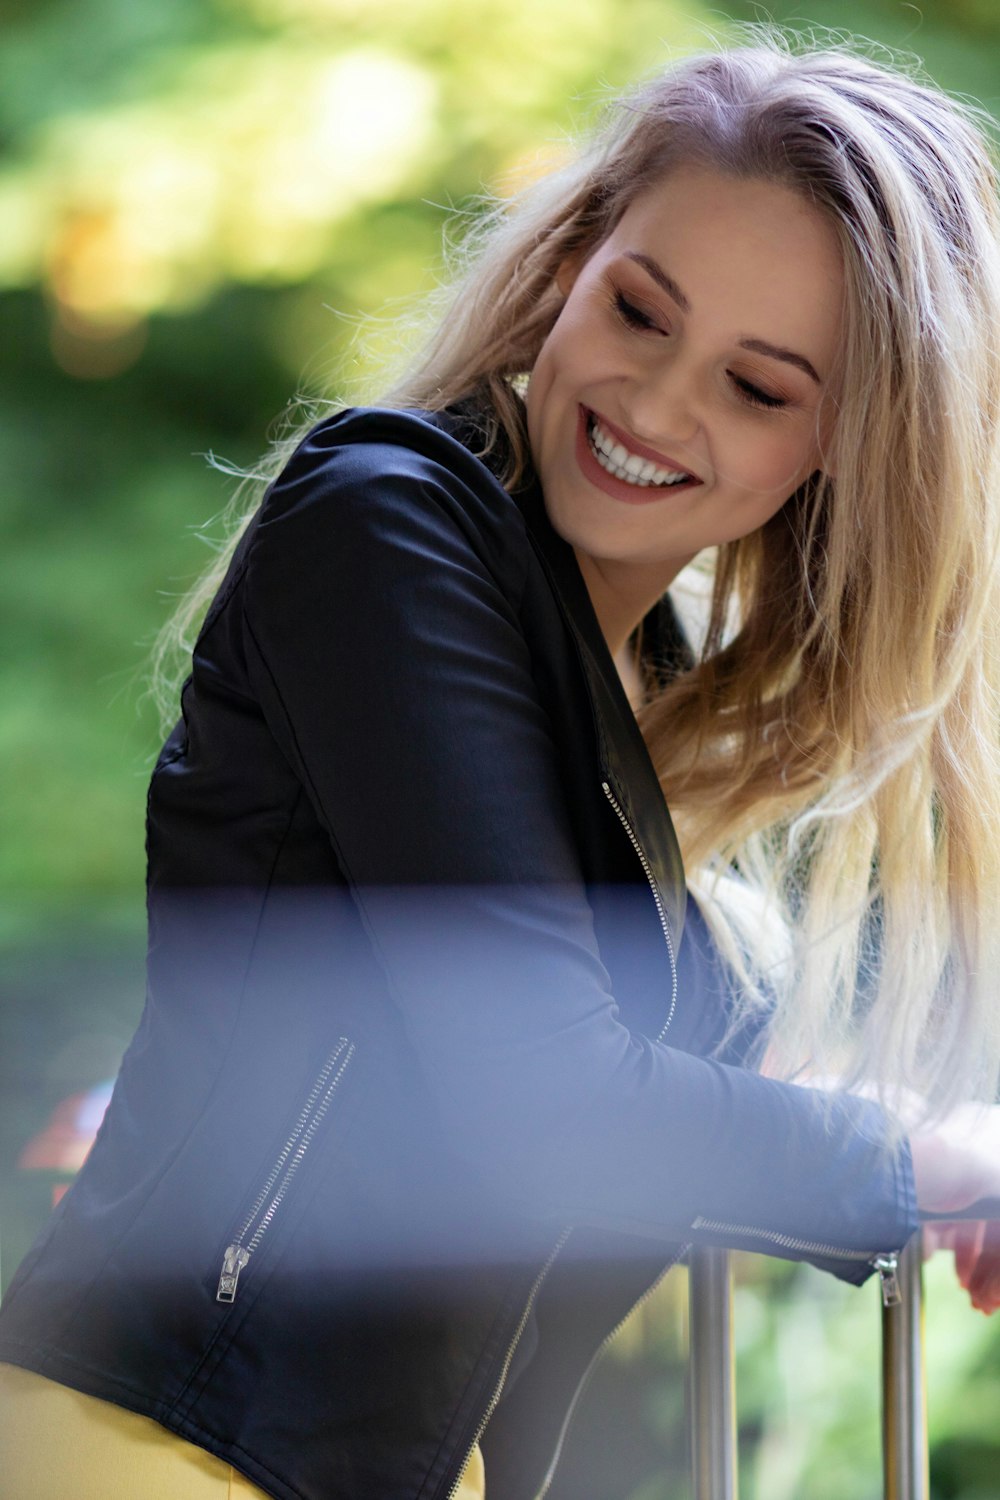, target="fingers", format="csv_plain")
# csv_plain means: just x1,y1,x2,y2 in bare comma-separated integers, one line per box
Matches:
965,1220,1000,1314
952,1220,987,1290
922,1220,1000,1313
921,1220,961,1259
